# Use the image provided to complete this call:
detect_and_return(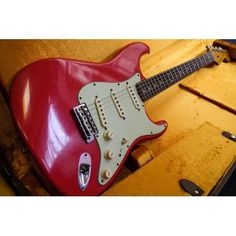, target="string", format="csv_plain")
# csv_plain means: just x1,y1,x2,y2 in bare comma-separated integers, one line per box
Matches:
89,88,136,116
84,83,137,112
87,83,137,107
